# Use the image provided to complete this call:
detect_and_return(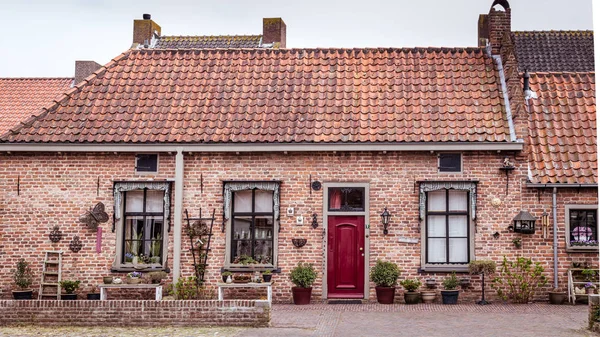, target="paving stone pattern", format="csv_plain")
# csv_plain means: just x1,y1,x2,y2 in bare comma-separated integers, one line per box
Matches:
0,304,594,337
